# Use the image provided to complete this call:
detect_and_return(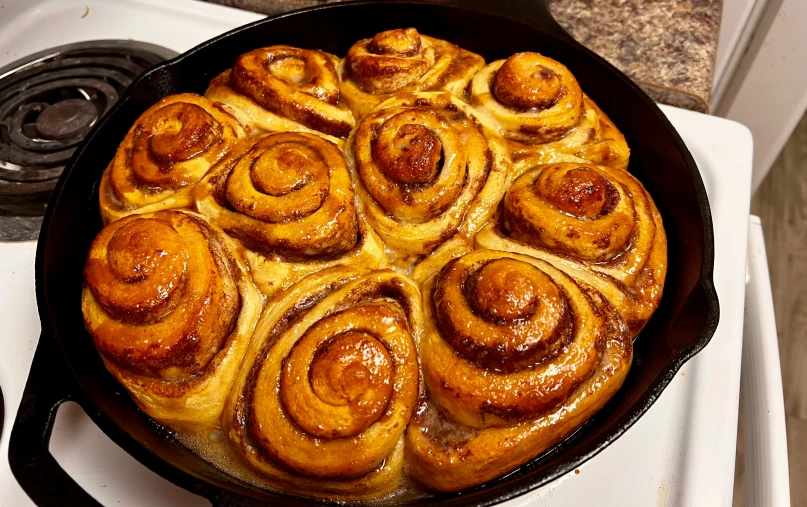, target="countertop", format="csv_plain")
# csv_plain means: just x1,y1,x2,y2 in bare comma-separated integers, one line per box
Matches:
203,0,722,112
